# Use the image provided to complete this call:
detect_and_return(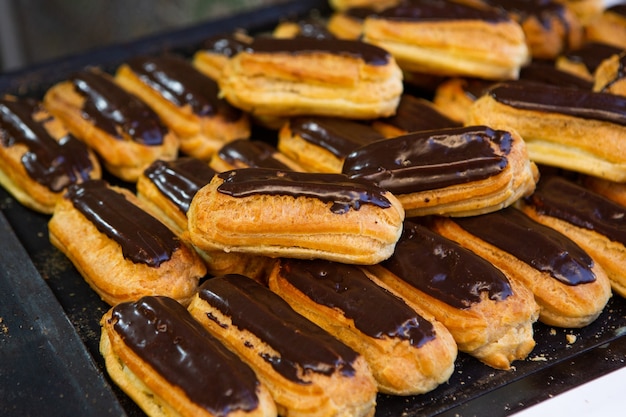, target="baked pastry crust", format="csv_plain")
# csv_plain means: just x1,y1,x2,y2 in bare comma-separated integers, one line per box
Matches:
593,52,626,95
585,3,626,47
